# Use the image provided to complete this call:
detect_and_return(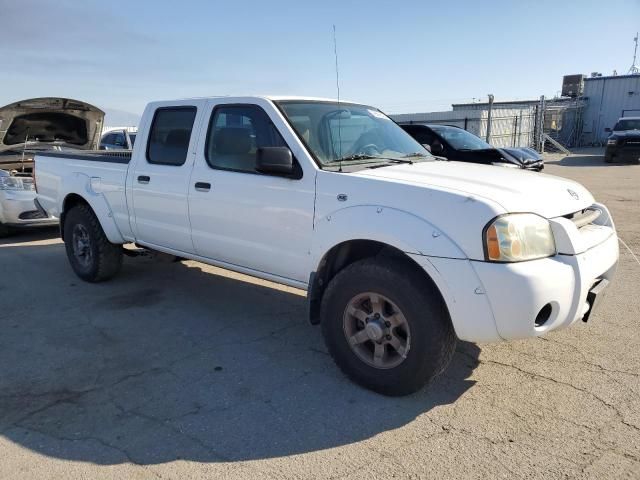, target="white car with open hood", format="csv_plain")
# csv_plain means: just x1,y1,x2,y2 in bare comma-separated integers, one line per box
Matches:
0,97,104,236
34,96,619,395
